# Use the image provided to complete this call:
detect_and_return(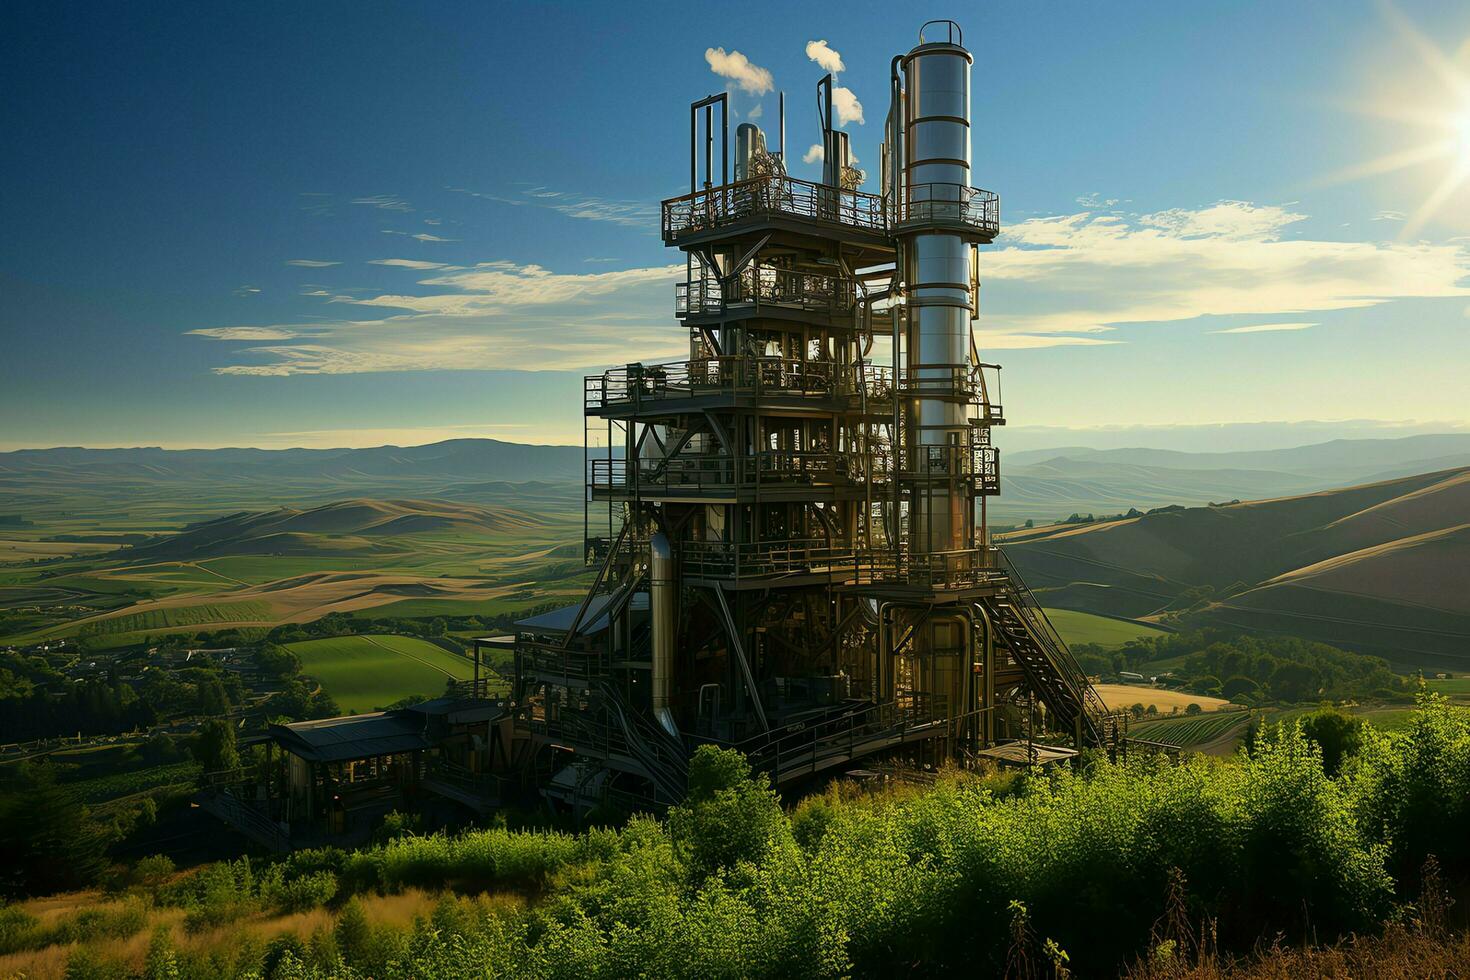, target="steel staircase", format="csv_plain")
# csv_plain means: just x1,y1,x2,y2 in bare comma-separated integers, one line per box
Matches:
983,549,1108,745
